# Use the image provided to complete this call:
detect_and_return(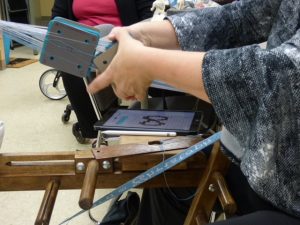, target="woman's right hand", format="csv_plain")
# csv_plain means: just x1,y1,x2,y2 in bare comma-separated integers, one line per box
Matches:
89,27,153,101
